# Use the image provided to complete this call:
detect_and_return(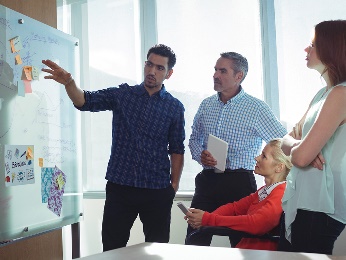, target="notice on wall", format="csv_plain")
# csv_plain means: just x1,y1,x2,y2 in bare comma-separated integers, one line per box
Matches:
4,145,35,187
